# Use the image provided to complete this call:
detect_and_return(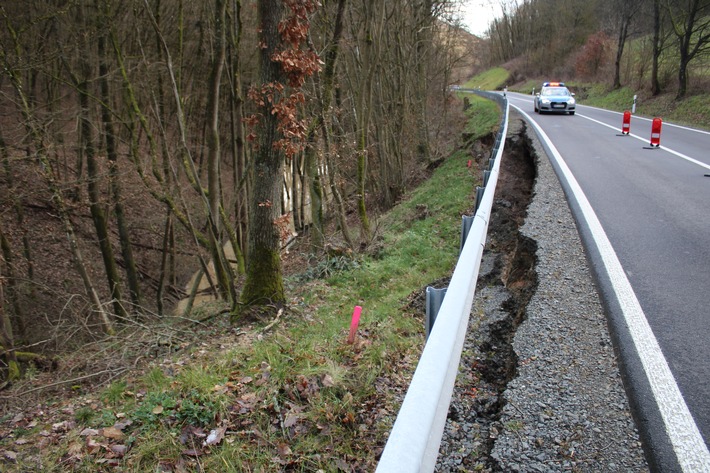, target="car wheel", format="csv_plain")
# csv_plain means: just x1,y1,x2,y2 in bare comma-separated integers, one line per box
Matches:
569,111,575,115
